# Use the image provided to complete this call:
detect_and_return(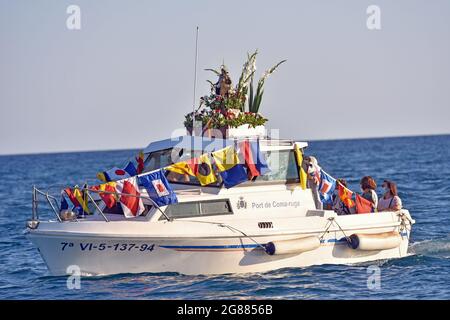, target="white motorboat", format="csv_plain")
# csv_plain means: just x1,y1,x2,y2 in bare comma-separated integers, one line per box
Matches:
26,130,415,276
